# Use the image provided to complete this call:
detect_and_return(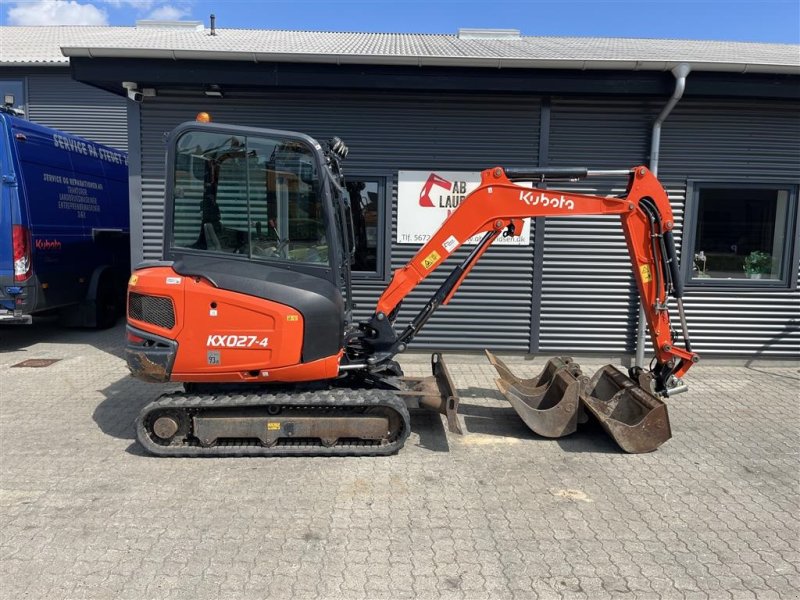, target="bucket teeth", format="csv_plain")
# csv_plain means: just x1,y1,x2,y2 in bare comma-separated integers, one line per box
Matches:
486,350,672,453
